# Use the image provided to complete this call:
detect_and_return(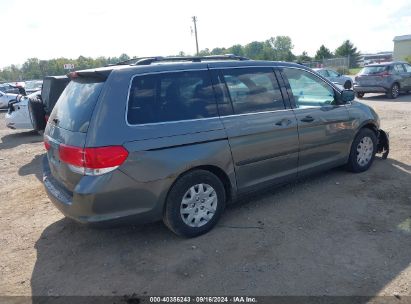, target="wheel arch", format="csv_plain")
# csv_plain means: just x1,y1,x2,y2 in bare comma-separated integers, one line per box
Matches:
359,121,379,137
163,165,235,214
